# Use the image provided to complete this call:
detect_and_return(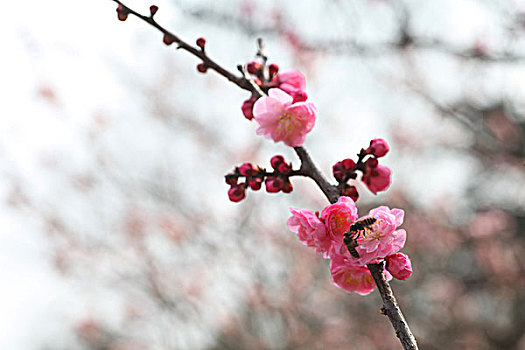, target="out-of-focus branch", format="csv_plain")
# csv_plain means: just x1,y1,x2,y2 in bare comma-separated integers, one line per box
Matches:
179,5,525,62
109,2,418,349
